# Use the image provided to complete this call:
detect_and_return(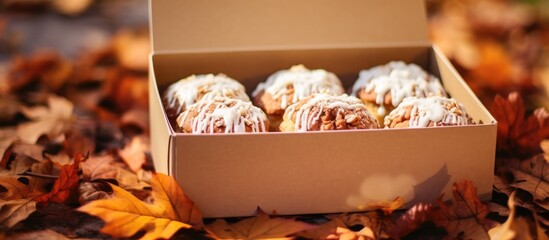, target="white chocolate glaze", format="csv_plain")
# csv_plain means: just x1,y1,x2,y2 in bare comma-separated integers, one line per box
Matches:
177,97,268,134
385,96,473,128
351,61,446,116
285,93,372,132
252,65,344,110
164,74,250,114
